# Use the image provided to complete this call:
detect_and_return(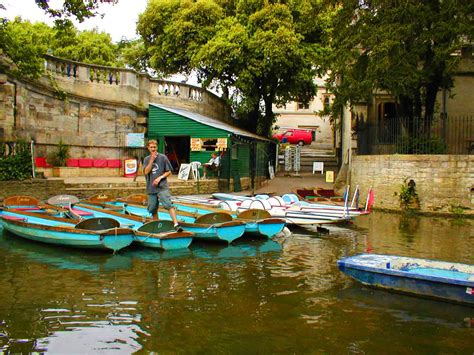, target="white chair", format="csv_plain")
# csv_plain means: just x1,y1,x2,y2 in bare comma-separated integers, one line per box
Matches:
189,161,202,181
312,161,324,174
